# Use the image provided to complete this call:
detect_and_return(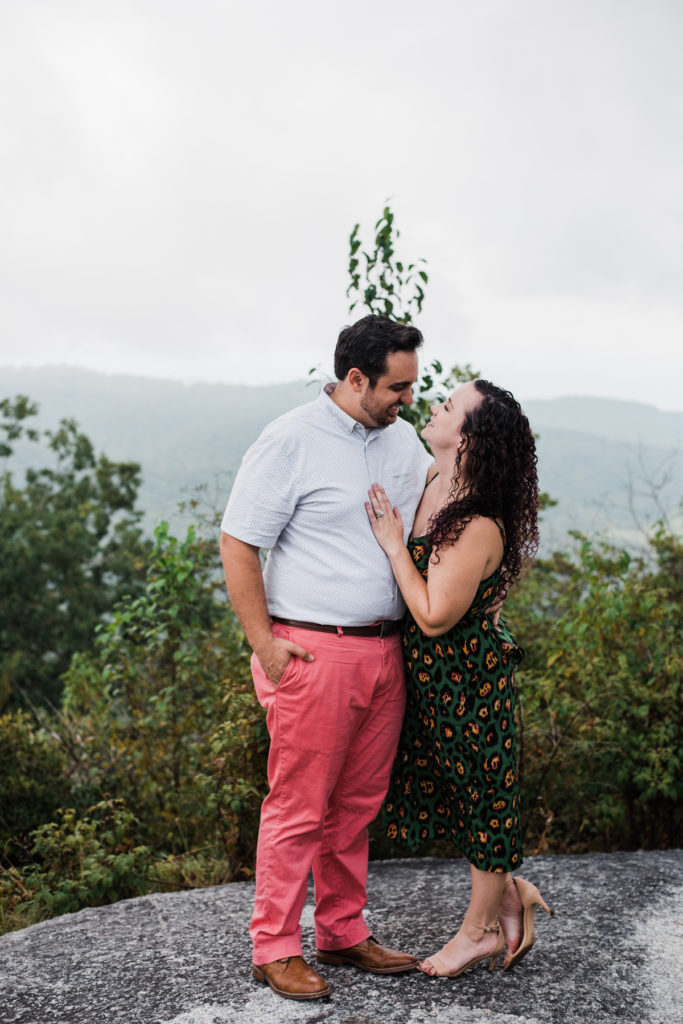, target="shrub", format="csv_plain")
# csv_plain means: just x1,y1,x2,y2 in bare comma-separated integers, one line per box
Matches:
59,522,262,865
196,681,269,879
507,529,683,853
0,710,71,855
0,800,152,930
